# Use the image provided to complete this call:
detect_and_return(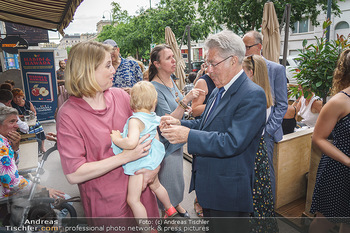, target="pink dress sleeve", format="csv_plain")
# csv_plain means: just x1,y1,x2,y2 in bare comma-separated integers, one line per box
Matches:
57,109,87,175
